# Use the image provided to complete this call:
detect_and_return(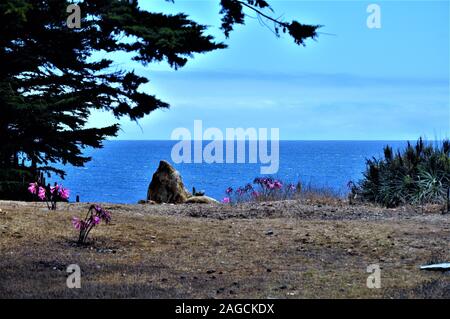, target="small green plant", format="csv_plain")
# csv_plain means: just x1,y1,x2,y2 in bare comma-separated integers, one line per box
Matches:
353,138,450,207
